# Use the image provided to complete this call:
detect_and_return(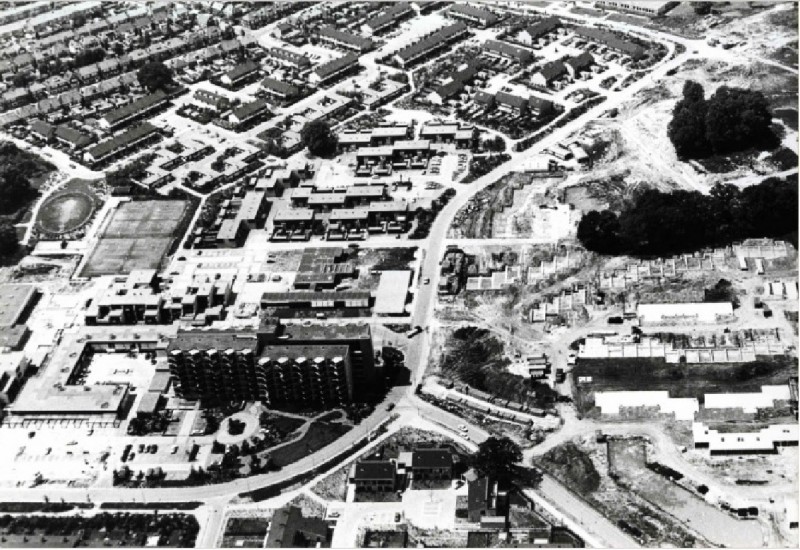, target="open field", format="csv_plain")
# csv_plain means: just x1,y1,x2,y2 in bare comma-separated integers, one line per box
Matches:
270,420,352,468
